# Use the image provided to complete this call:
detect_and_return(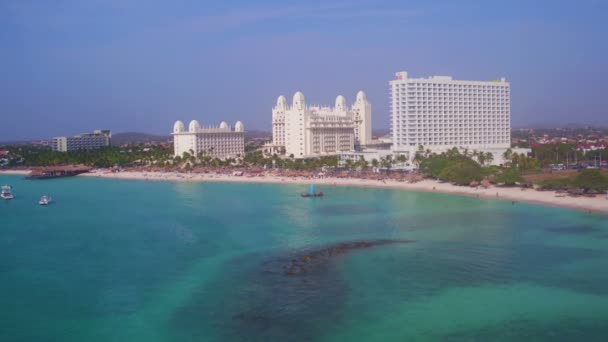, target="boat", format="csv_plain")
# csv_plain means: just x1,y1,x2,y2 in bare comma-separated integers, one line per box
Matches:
39,195,52,206
1,185,14,200
301,184,324,198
